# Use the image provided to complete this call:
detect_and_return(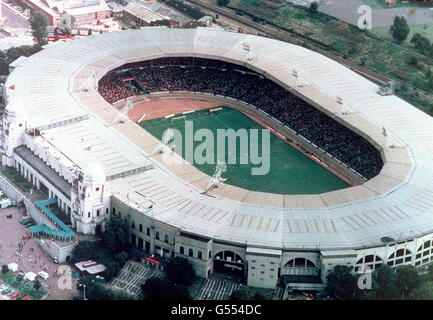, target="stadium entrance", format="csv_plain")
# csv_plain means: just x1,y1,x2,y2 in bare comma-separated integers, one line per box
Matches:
213,251,245,278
